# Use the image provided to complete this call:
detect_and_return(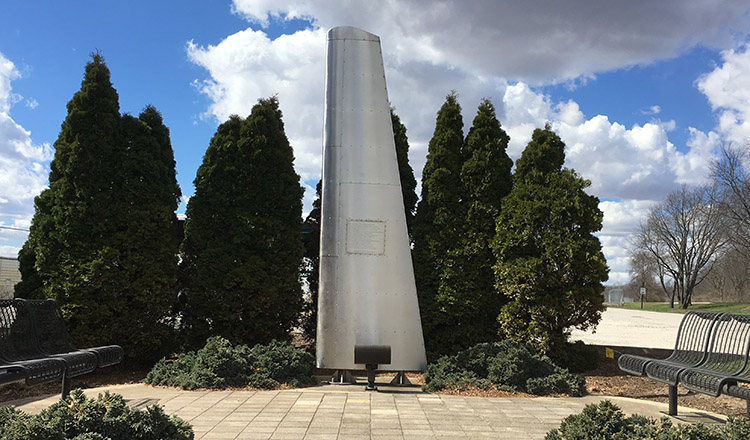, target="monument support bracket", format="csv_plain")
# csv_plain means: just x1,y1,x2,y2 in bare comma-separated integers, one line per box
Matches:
328,370,357,385
389,371,412,386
